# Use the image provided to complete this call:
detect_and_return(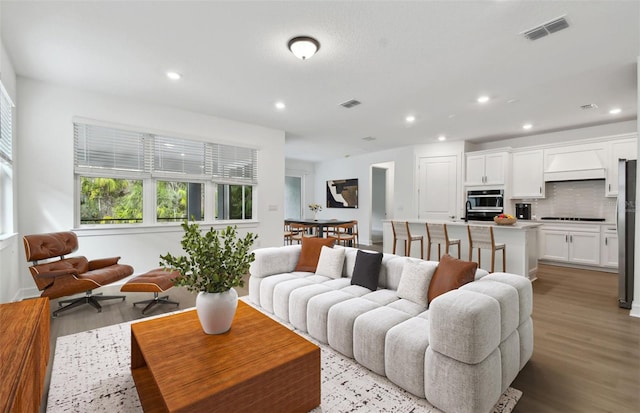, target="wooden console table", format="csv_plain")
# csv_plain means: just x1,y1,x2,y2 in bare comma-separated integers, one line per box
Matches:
0,298,50,413
131,301,320,412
